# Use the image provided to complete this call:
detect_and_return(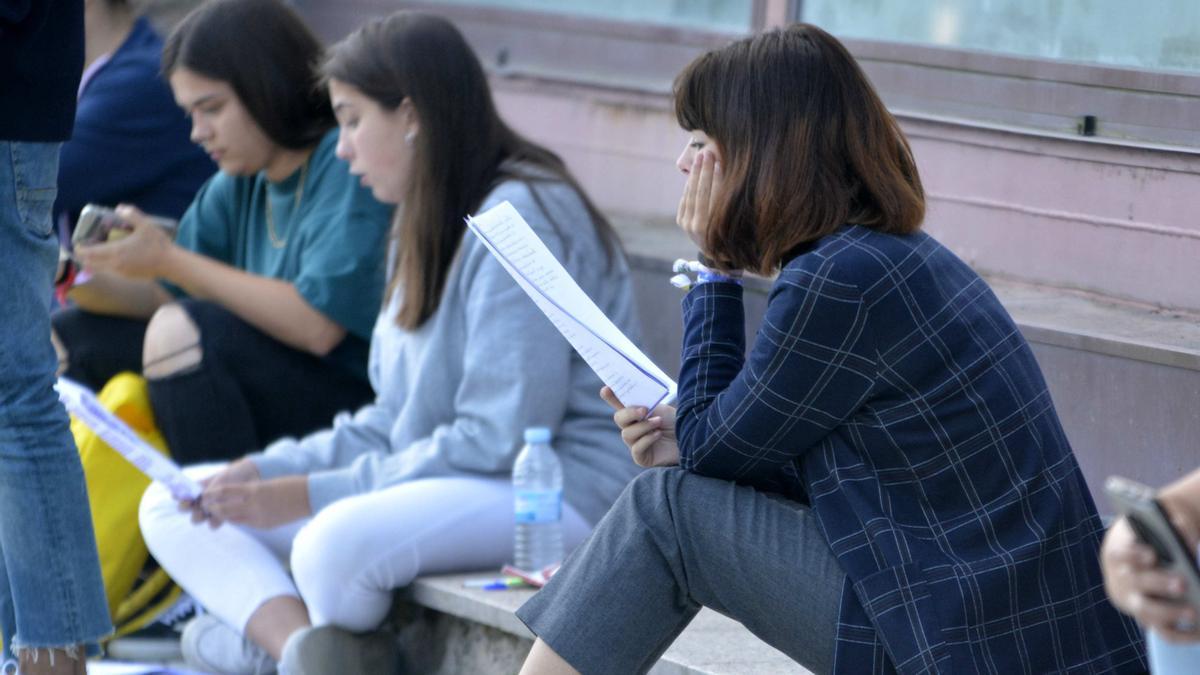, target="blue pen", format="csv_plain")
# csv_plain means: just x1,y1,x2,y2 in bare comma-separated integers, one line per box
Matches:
463,576,525,590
